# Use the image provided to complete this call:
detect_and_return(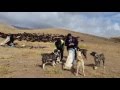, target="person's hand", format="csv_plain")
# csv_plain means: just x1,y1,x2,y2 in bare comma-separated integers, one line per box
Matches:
75,48,77,50
69,43,74,46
